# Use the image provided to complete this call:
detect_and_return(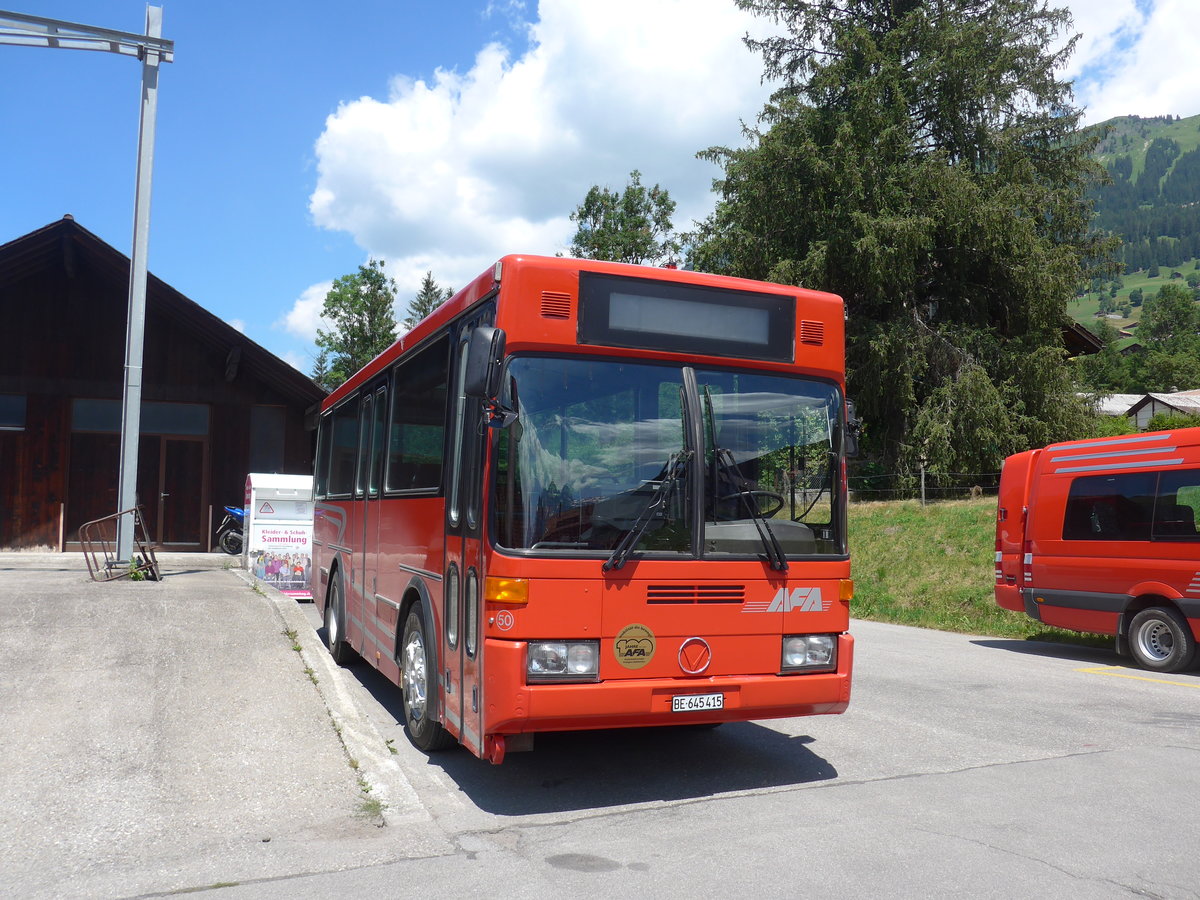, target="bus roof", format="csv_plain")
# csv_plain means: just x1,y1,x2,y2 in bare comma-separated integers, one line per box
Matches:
323,255,844,409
